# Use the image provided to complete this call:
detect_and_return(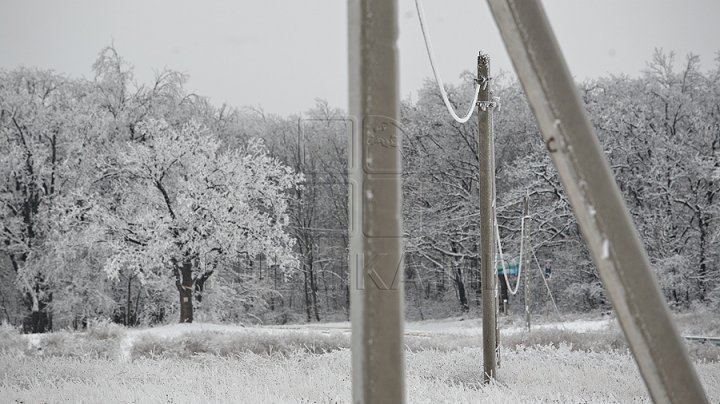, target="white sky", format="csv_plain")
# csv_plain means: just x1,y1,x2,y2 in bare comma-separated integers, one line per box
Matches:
1,0,719,115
